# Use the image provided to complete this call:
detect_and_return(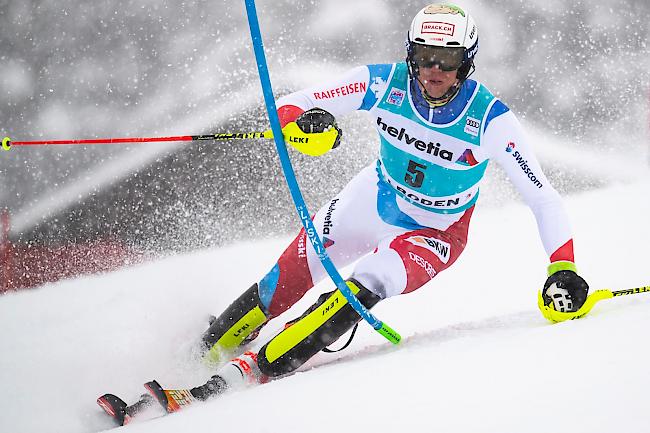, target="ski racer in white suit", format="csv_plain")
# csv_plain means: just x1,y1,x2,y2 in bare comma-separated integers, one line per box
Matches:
192,3,591,401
